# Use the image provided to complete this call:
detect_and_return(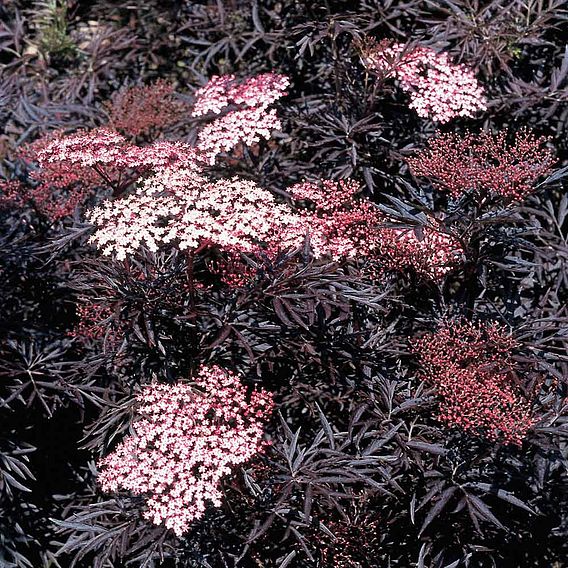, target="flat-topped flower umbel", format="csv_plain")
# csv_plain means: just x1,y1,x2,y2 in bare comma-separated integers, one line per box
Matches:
364,41,486,123
98,366,273,536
